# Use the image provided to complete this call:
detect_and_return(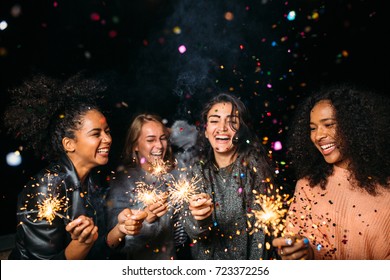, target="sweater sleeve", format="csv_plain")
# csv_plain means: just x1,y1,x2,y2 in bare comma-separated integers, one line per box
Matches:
181,164,214,241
